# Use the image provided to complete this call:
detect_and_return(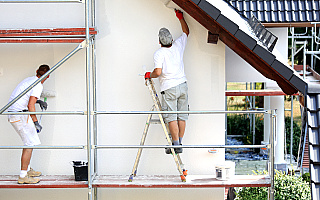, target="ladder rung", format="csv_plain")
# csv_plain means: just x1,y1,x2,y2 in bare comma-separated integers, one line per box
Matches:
150,119,161,124
129,79,186,183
